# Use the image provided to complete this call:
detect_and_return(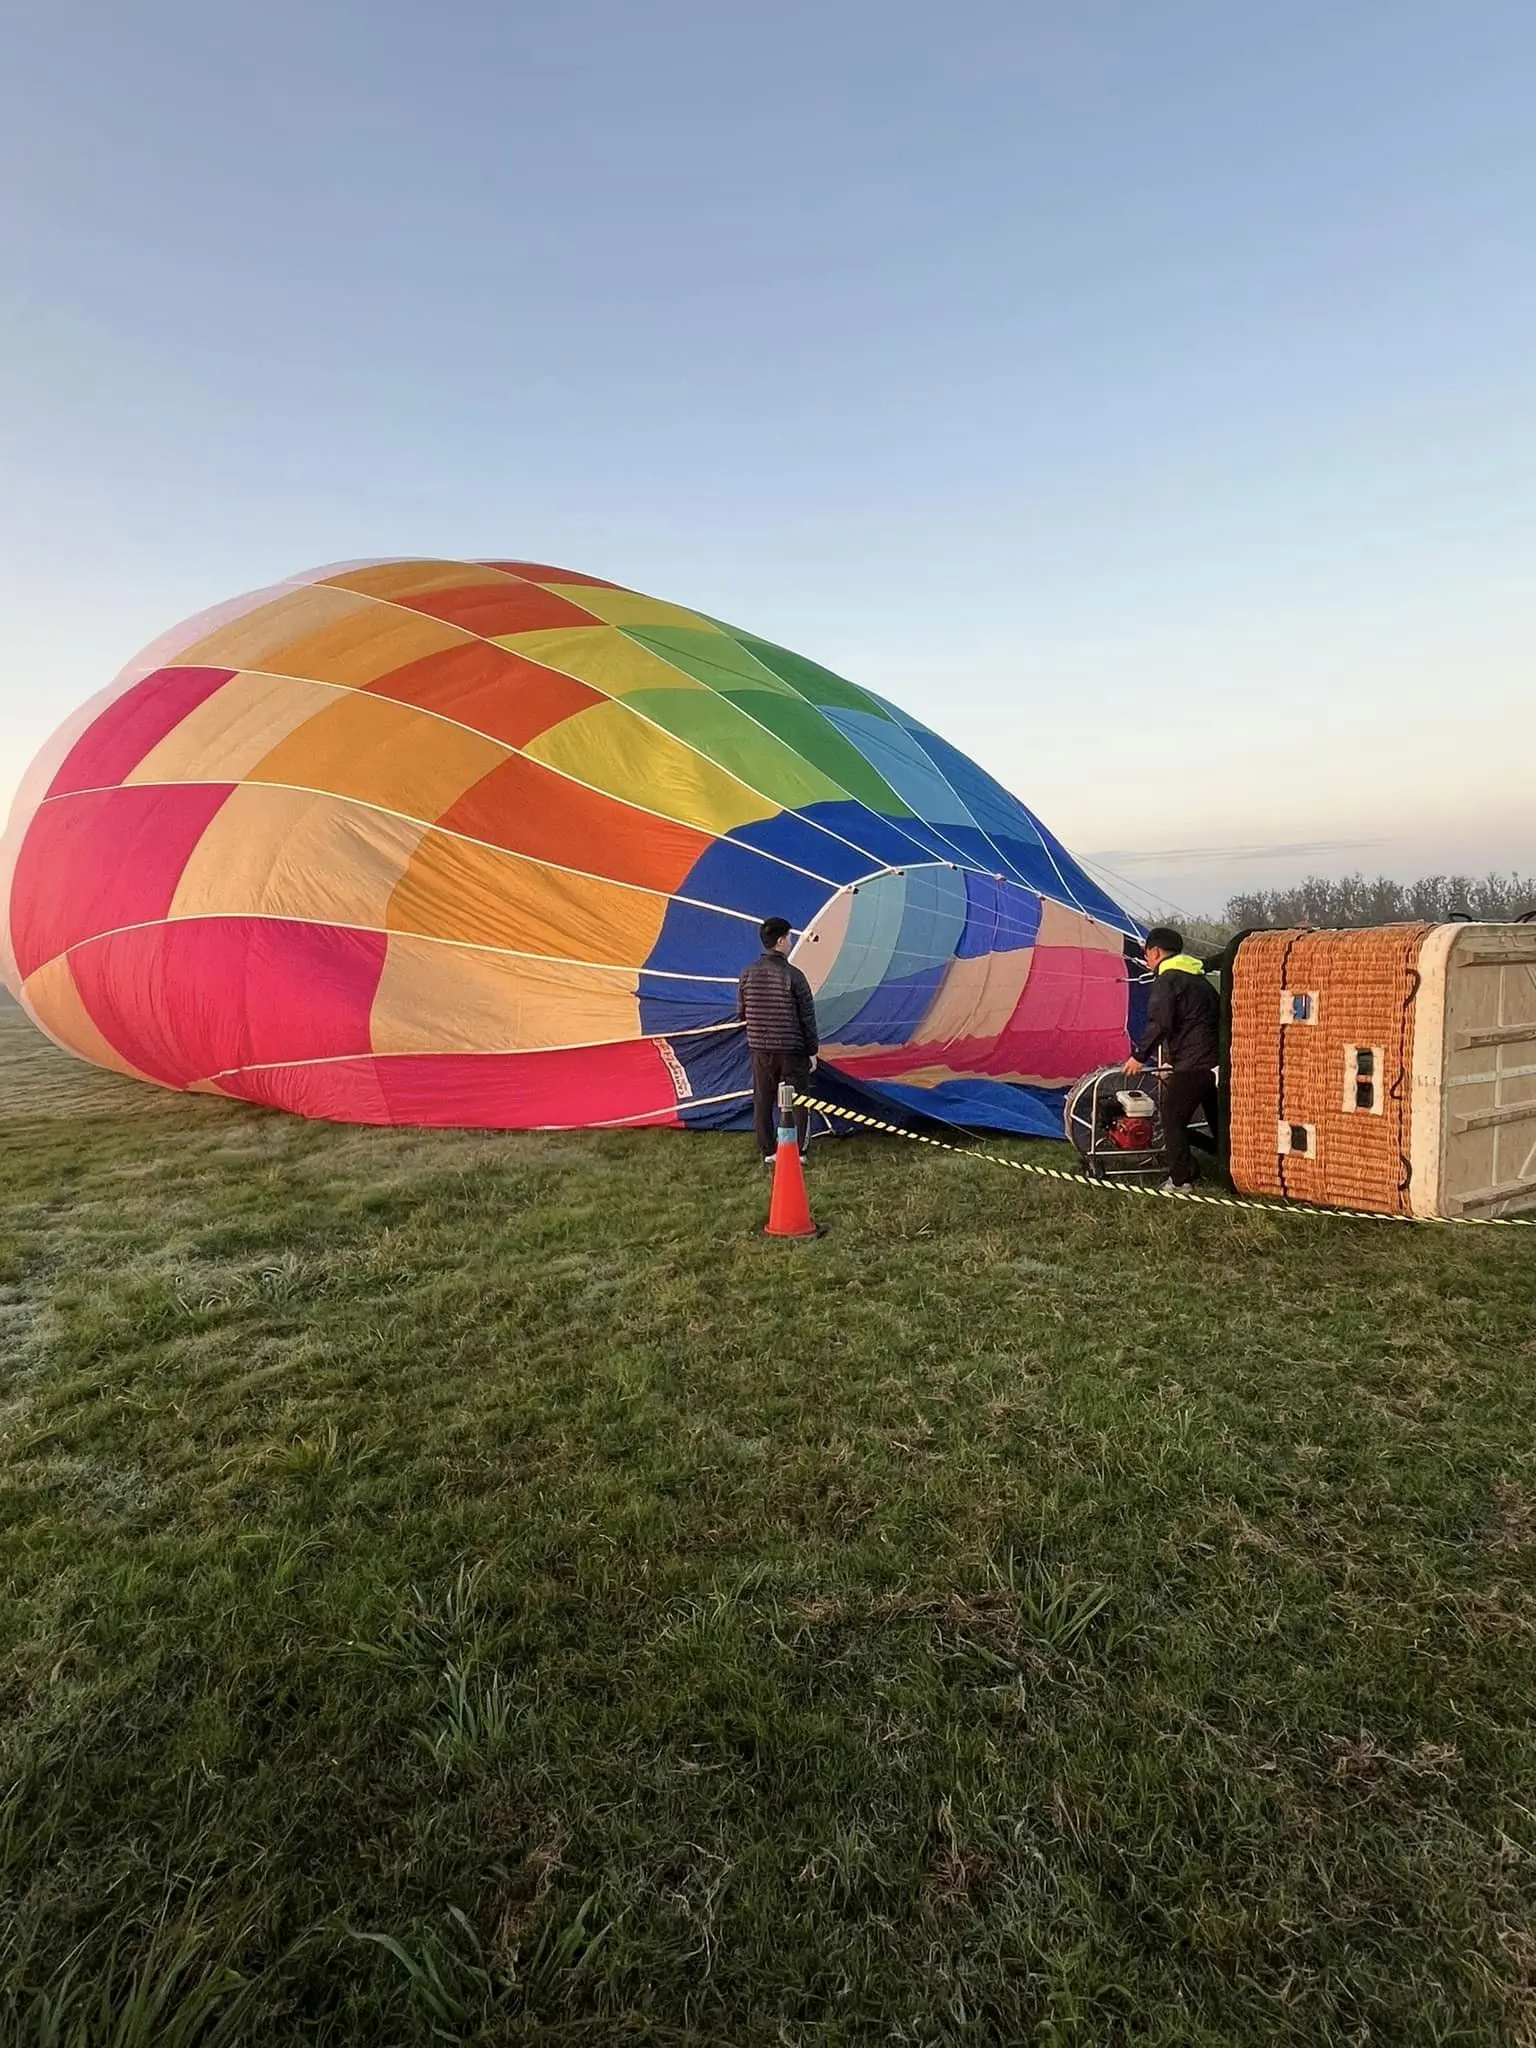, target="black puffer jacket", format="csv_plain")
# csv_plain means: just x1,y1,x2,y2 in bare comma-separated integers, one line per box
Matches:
738,951,819,1054
1131,957,1219,1070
